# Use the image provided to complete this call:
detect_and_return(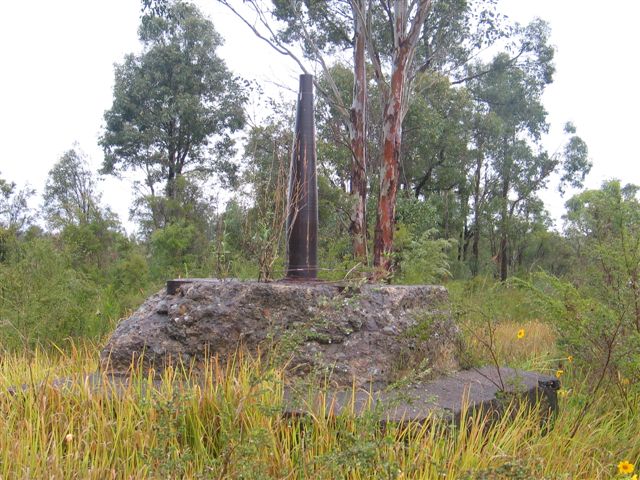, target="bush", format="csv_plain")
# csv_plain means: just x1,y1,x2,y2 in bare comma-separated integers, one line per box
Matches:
150,221,208,278
0,237,107,349
396,227,455,284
